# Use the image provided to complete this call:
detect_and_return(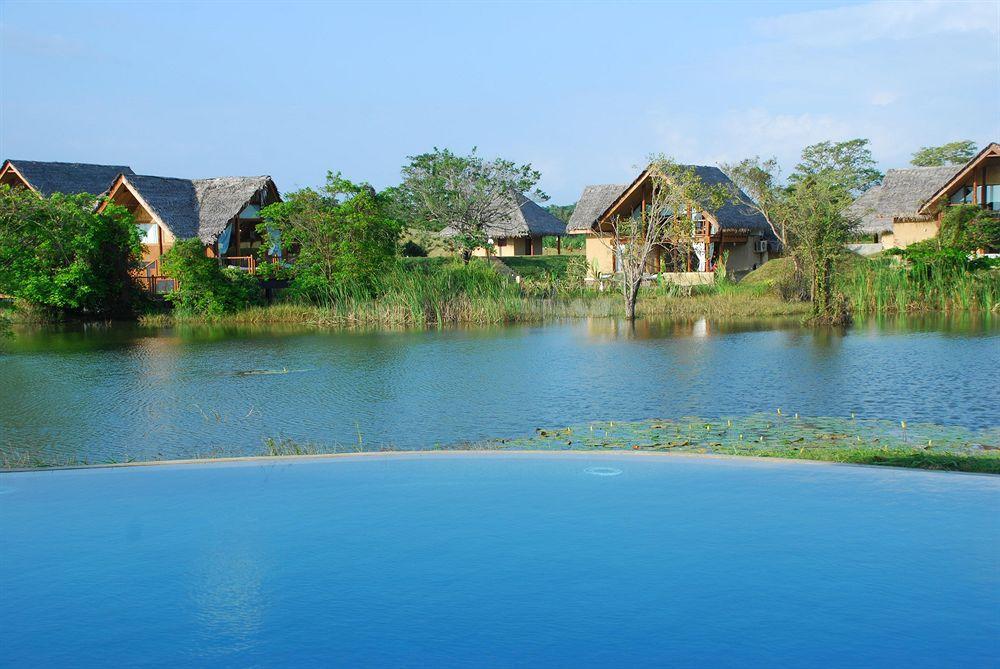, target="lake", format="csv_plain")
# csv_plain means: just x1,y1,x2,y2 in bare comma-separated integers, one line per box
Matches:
1,315,997,464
